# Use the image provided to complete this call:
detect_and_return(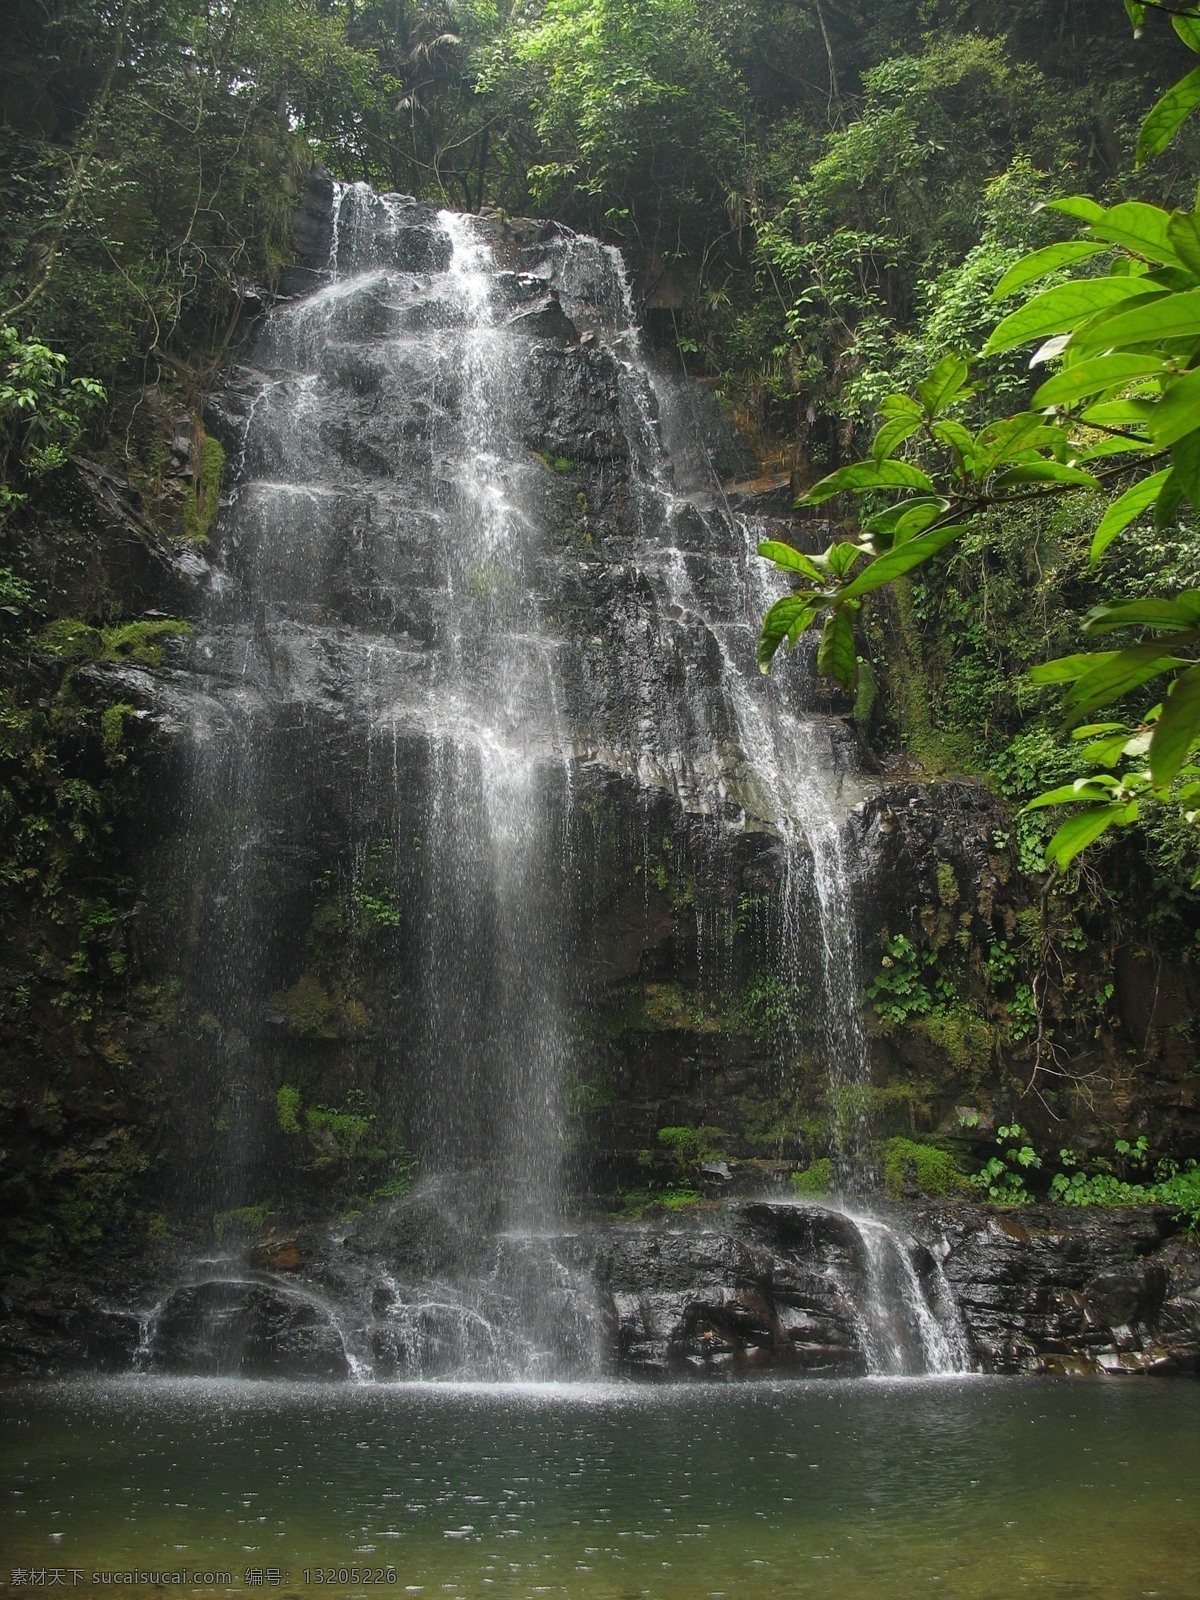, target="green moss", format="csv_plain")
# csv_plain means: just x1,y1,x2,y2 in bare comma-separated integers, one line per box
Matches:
100,701,135,759
879,1136,971,1199
935,861,959,907
37,619,103,659
100,618,192,666
617,1183,702,1218
564,1071,614,1115
214,1202,273,1240
183,432,225,545
466,557,514,598
791,1157,834,1197
305,1104,372,1164
735,970,805,1043
884,577,978,775
637,982,727,1032
276,1083,302,1134
853,656,877,727
910,1011,997,1083
272,970,337,1037
657,1124,726,1169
